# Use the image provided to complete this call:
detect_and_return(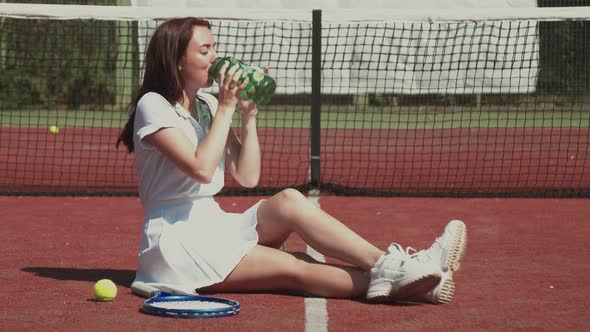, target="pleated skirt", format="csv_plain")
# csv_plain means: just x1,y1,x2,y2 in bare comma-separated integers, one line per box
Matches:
134,197,261,294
